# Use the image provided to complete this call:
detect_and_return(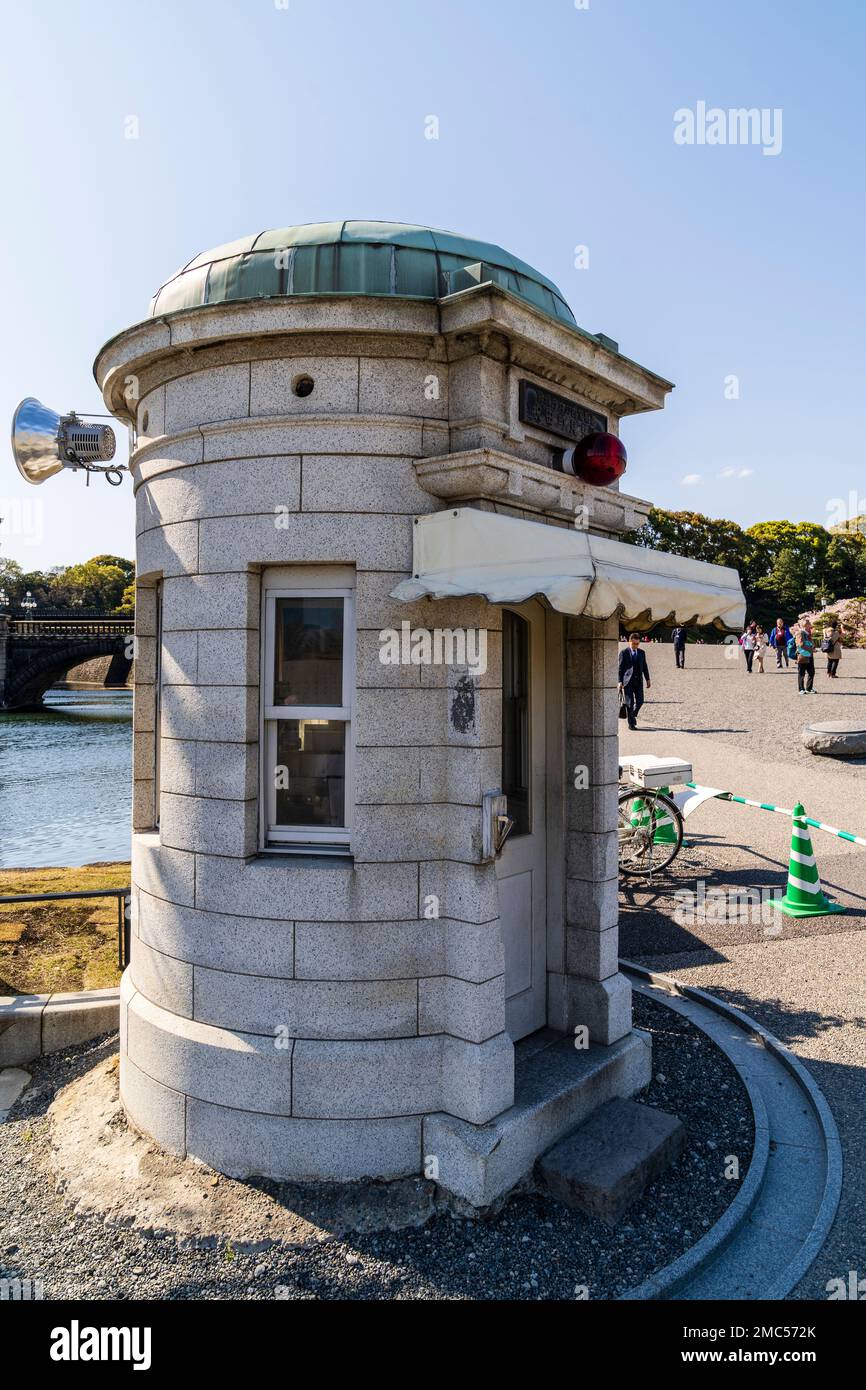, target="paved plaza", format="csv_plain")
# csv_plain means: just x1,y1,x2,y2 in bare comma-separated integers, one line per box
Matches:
619,641,866,1299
